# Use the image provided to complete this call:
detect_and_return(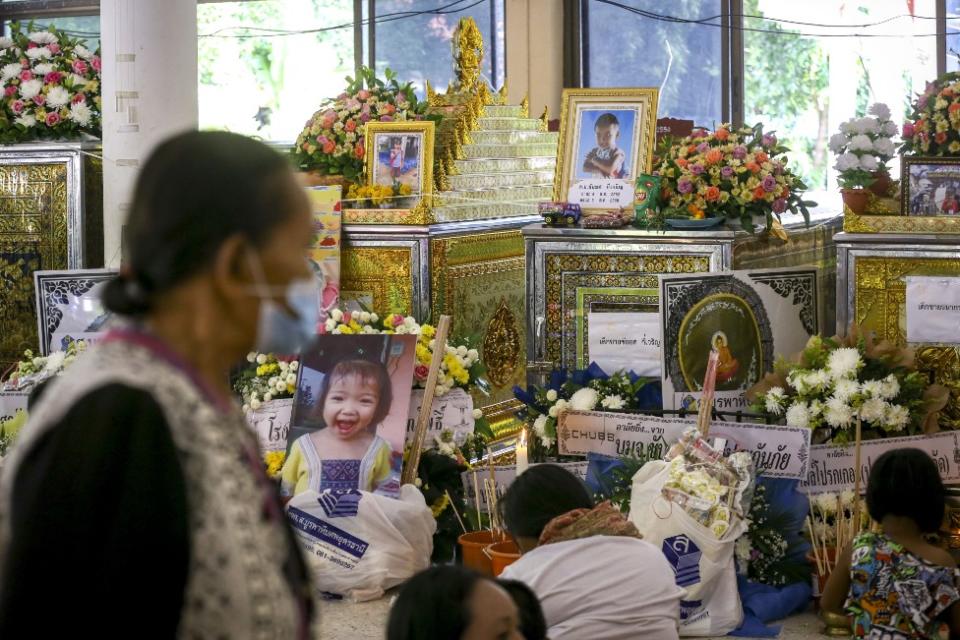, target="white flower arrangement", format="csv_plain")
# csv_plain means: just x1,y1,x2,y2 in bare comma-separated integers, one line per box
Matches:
235,353,300,412
830,102,899,190
752,334,938,445
3,339,87,391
